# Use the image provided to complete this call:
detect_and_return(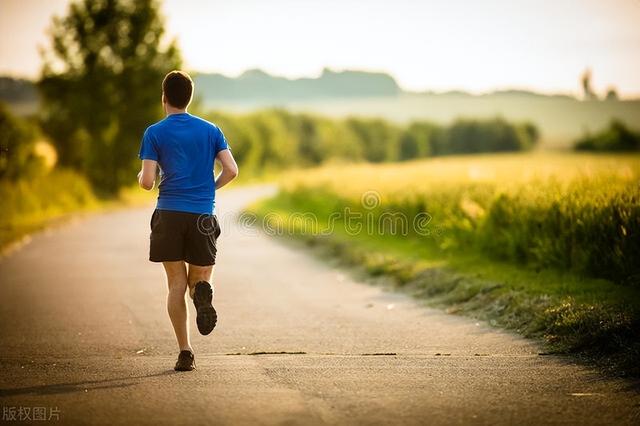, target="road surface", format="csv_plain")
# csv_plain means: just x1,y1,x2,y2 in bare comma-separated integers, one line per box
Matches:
1,186,638,425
